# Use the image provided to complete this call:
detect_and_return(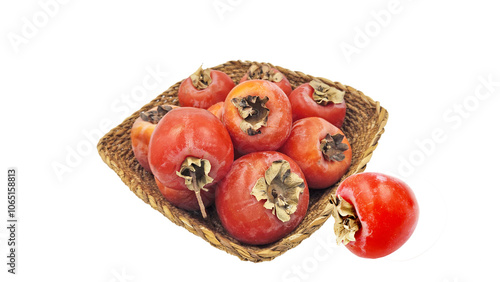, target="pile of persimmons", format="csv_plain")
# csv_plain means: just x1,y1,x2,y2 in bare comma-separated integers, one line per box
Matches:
130,63,419,259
